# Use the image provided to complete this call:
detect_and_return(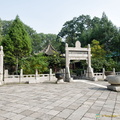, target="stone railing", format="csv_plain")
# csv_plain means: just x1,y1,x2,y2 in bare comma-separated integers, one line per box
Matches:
3,69,57,84
94,70,120,80
116,72,120,75
4,73,57,84
3,68,120,84
94,73,105,80
8,75,20,78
